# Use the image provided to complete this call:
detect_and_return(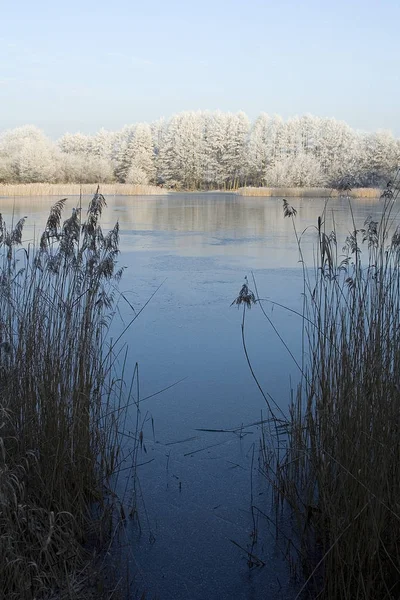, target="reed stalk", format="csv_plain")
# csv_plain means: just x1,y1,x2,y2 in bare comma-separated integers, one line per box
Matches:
265,179,400,598
0,190,133,599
